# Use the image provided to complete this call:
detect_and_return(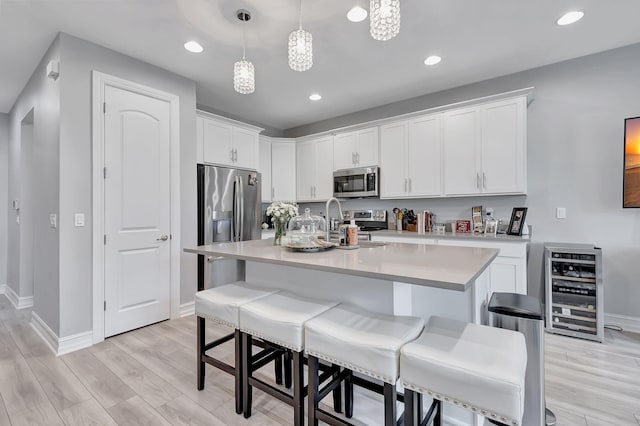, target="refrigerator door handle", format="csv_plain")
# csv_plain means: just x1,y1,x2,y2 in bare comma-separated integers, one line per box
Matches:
238,175,245,240
233,175,240,242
